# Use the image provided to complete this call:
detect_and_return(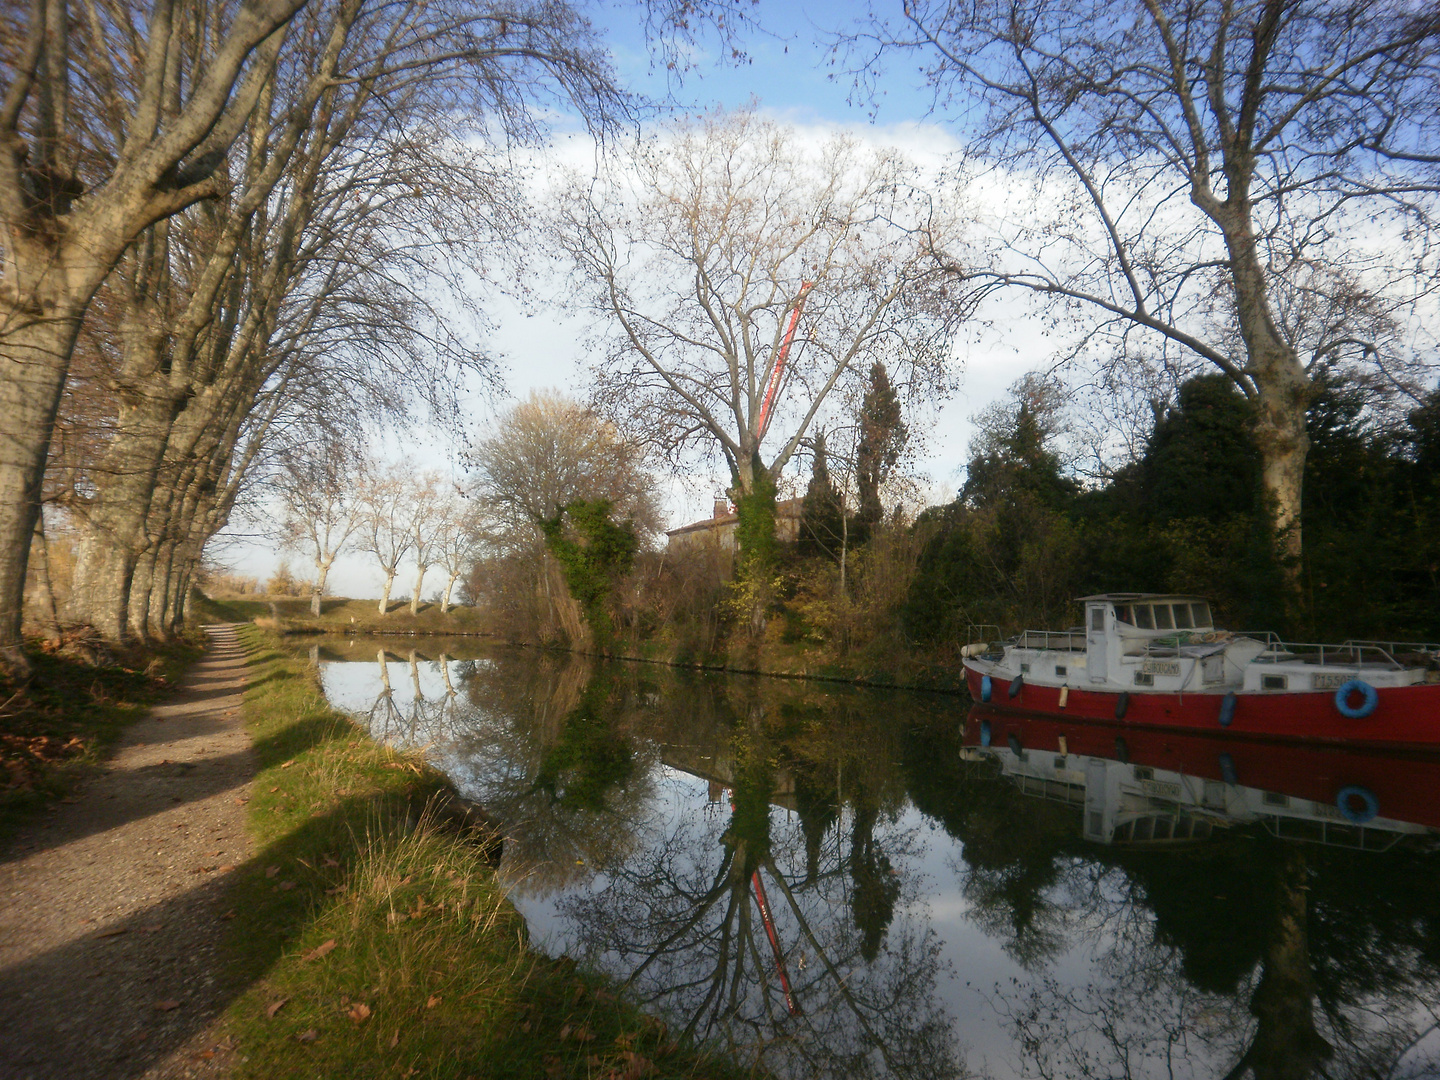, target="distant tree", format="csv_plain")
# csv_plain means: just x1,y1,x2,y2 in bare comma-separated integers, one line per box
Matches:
275,441,365,618
539,500,639,650
799,433,845,561
357,466,414,616
406,475,445,616
433,496,485,615
855,362,907,530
